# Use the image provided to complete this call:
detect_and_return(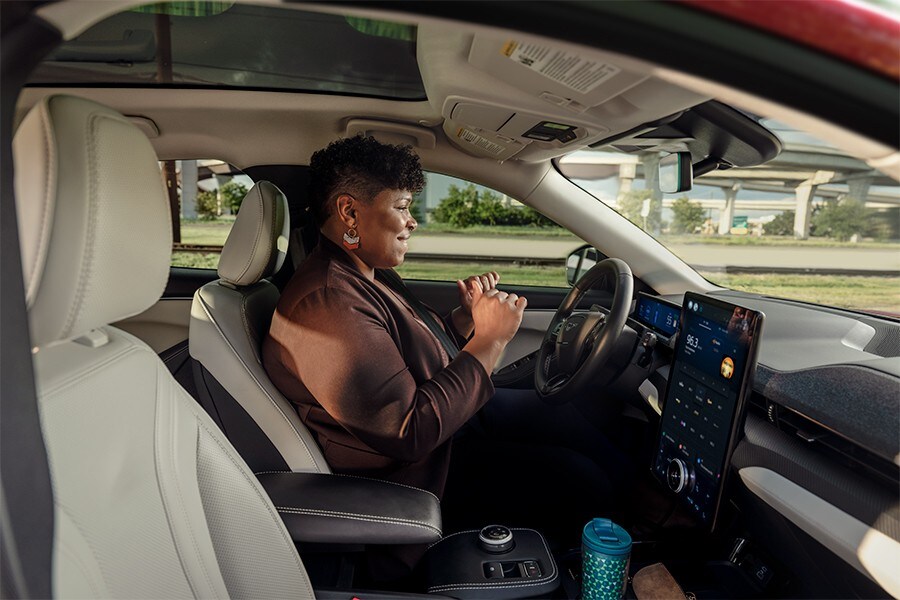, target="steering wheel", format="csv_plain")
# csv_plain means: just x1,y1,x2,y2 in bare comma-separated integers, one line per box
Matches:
535,258,633,403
